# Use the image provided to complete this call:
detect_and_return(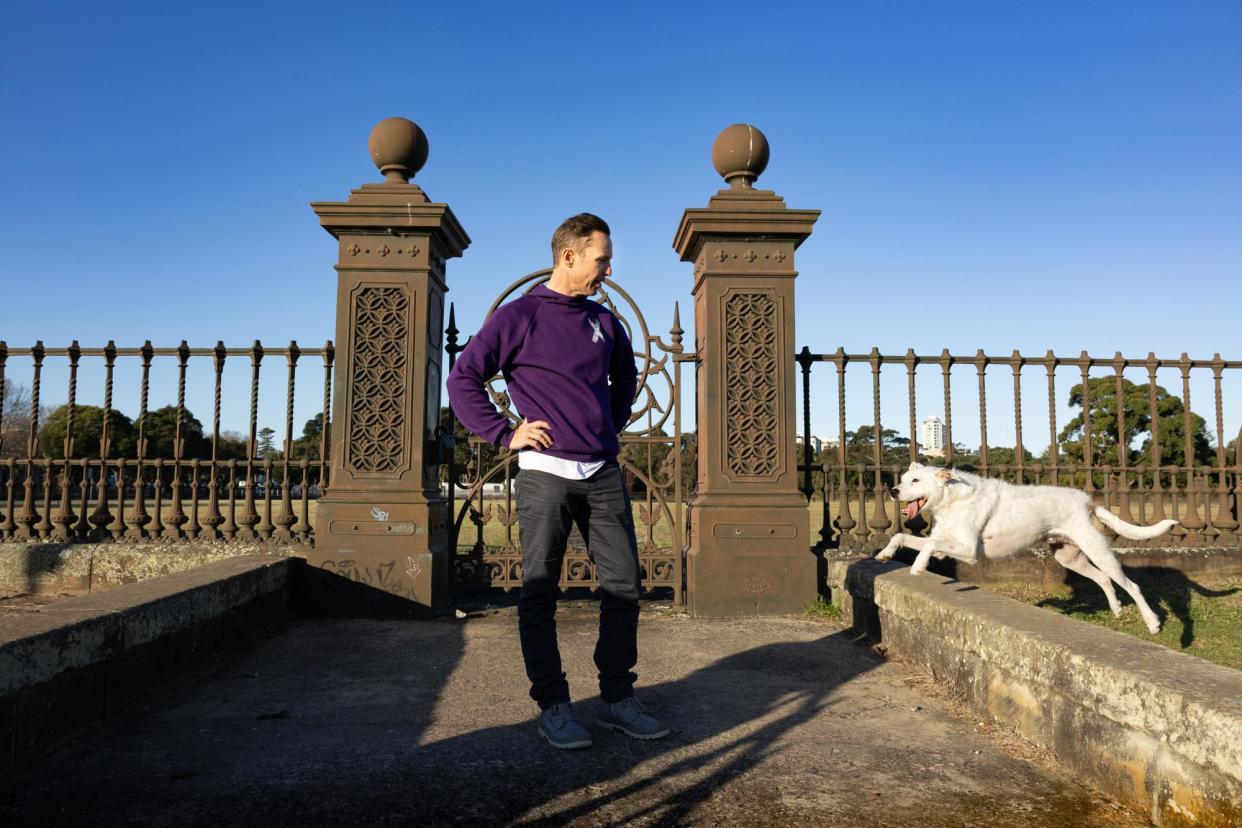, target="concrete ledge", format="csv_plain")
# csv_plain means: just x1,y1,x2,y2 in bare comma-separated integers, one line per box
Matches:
0,556,291,772
829,557,1242,827
0,541,296,598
